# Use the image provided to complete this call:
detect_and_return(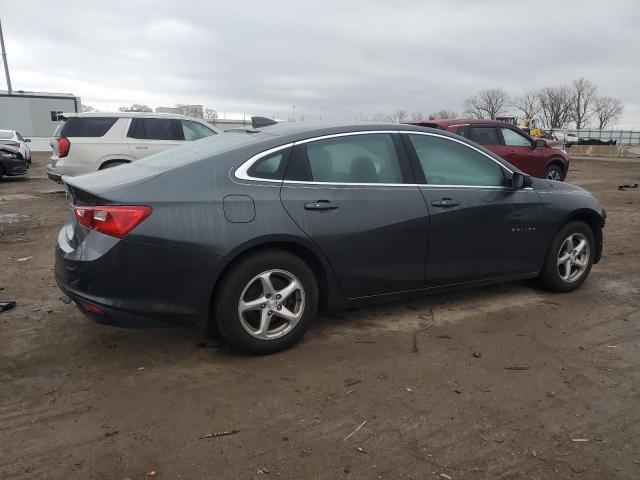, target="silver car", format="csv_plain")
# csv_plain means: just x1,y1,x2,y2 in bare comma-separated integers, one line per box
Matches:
0,129,31,162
